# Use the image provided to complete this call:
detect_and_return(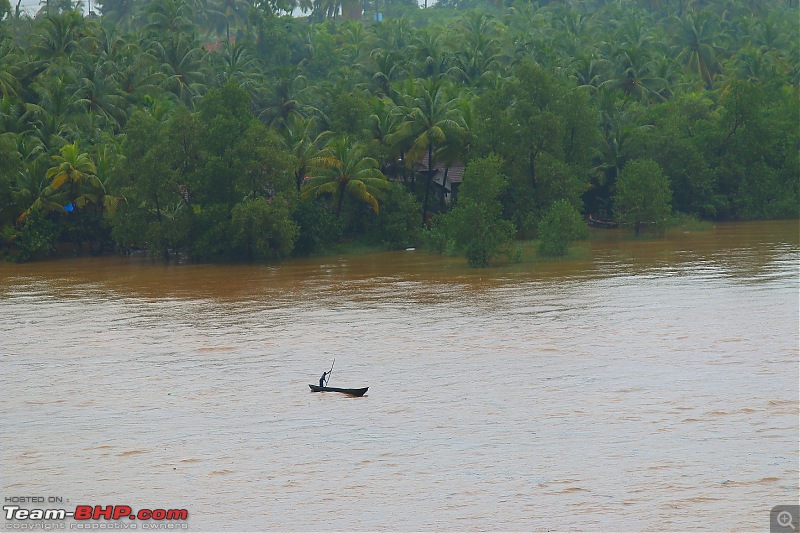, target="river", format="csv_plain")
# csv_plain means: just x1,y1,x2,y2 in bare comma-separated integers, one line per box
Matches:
1,220,798,531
